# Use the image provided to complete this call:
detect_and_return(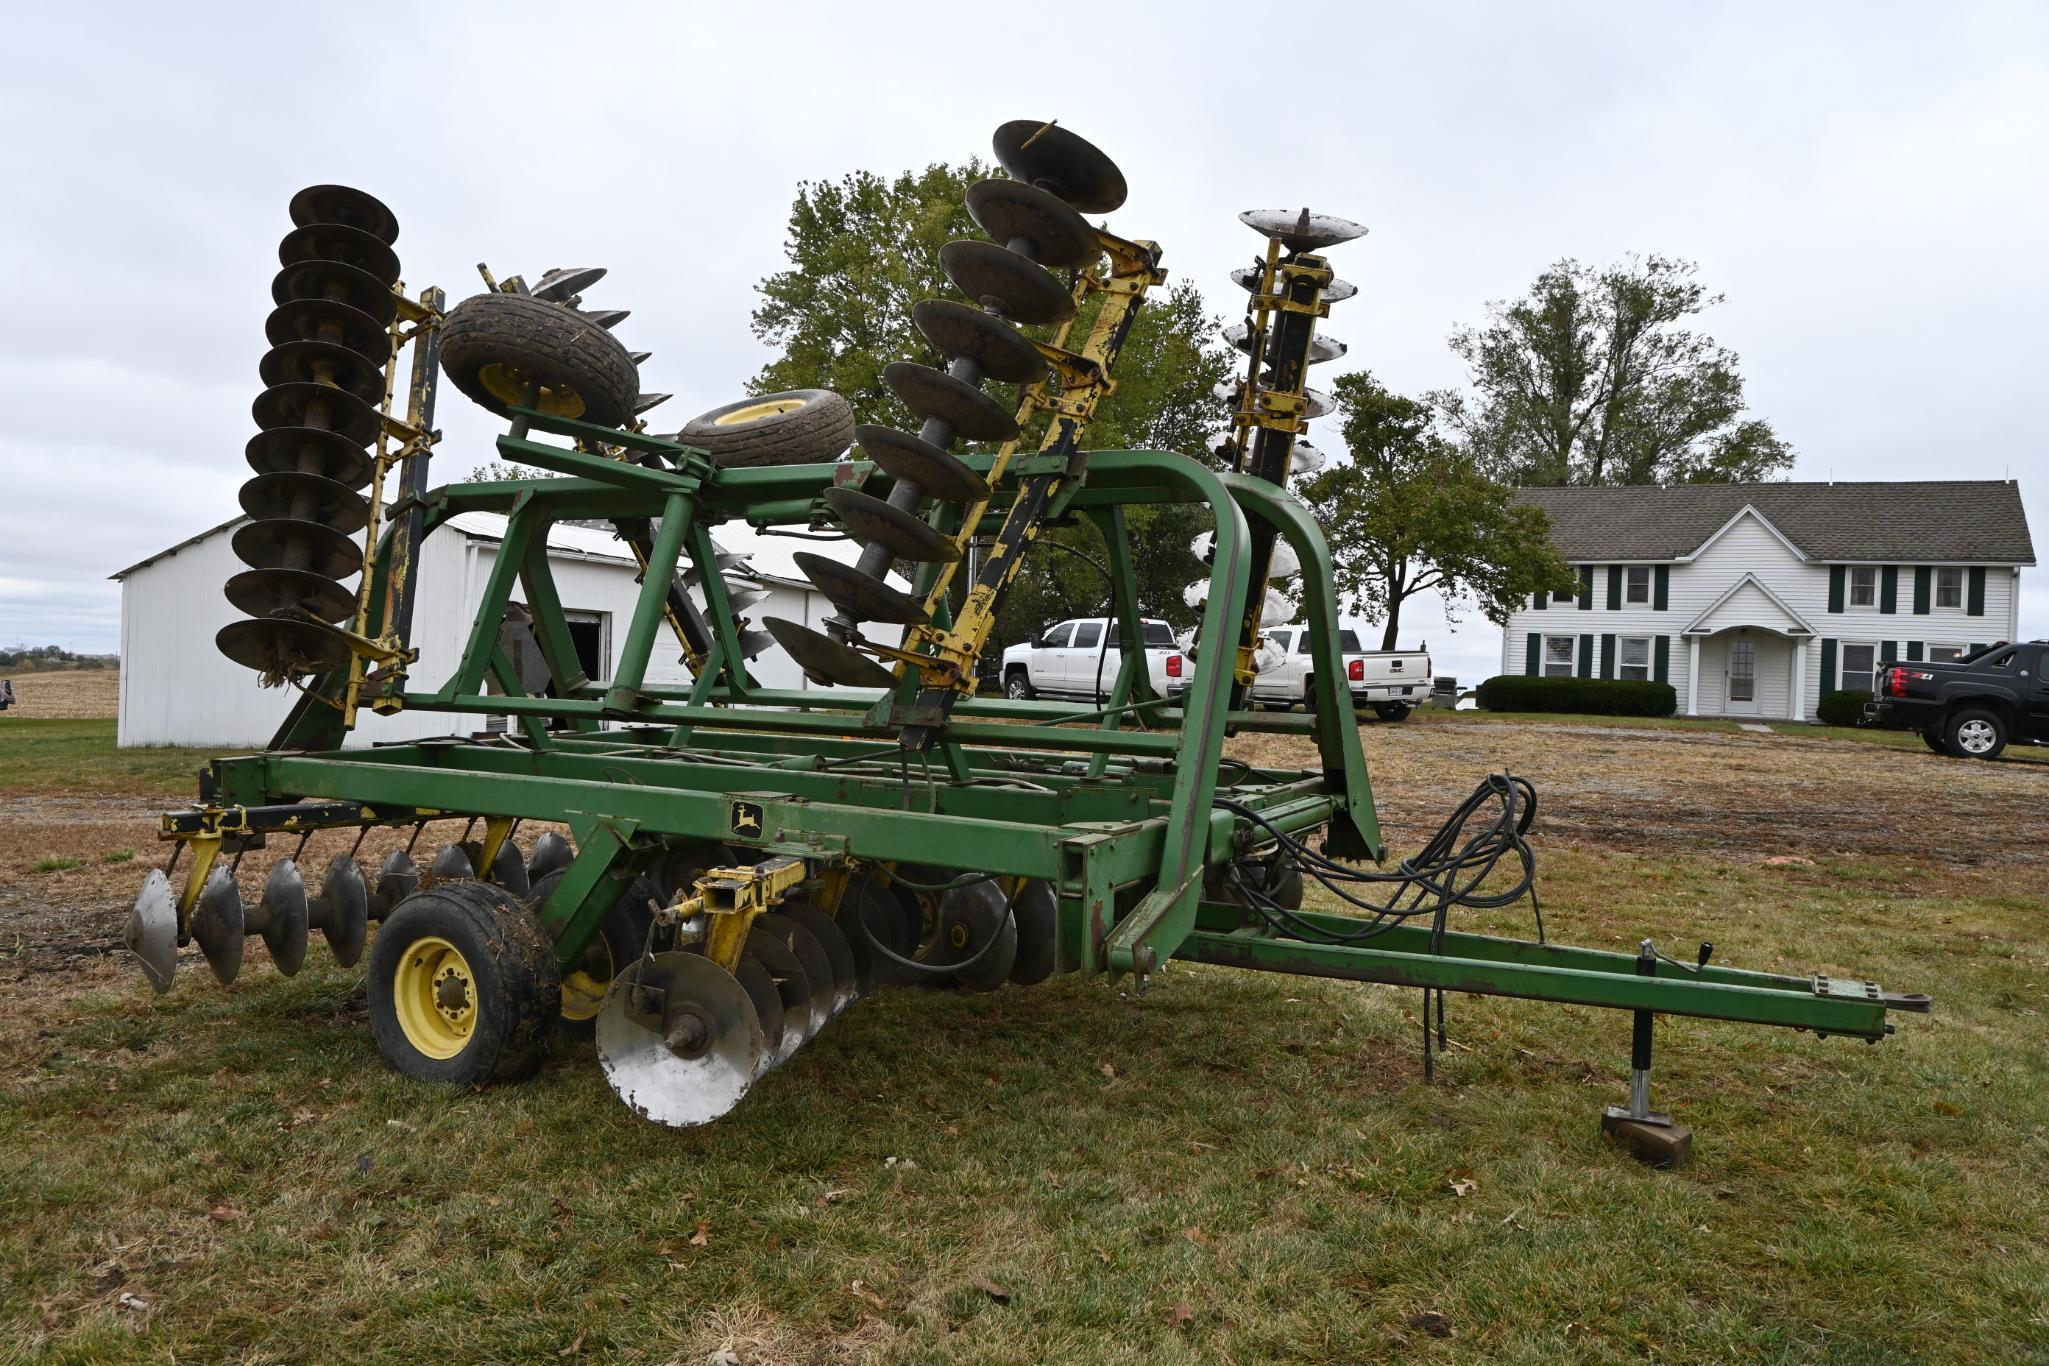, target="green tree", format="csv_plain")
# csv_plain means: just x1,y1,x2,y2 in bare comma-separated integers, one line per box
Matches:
1439,255,1793,487
747,160,1236,649
1303,373,1576,649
